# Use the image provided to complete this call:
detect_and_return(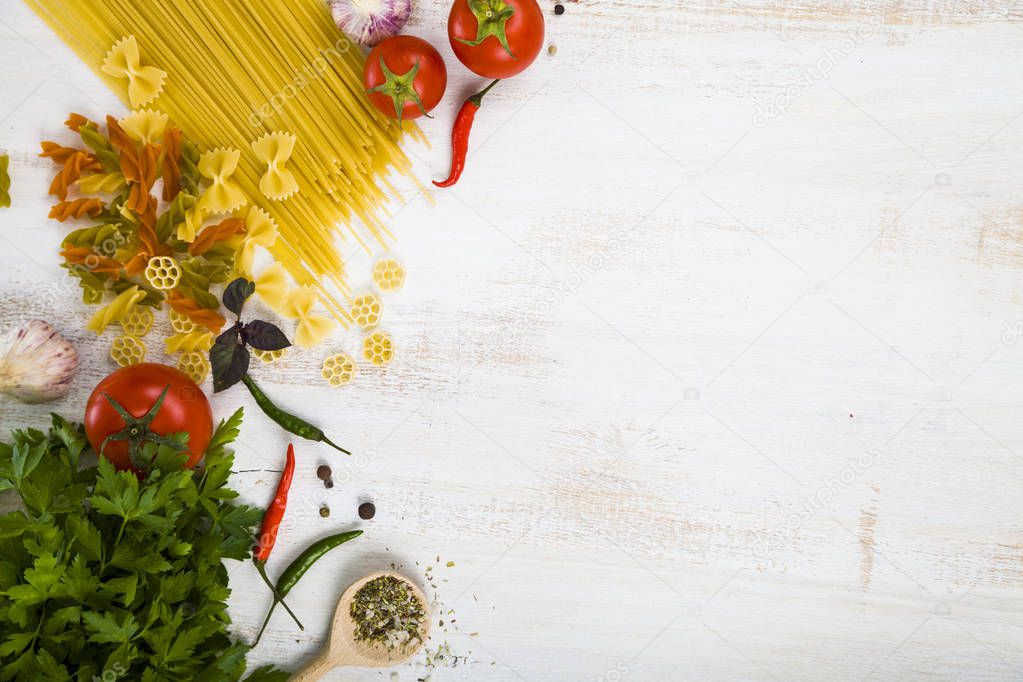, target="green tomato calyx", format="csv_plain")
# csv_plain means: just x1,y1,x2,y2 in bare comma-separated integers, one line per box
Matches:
366,57,431,125
456,0,517,58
